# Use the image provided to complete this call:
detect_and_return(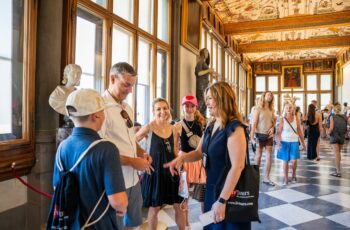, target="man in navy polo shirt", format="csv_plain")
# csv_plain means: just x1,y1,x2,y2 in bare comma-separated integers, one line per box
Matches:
52,88,128,229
